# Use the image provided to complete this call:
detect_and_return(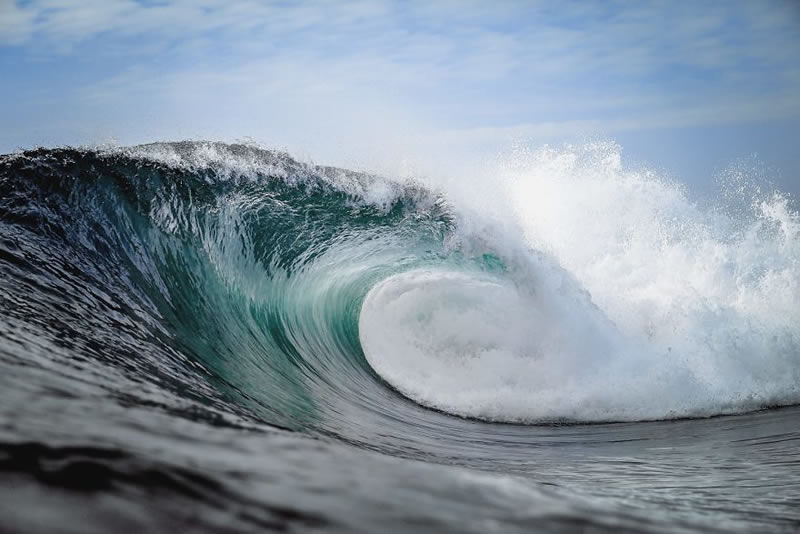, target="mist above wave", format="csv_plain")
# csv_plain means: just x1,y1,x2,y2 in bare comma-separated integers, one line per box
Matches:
360,142,800,422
